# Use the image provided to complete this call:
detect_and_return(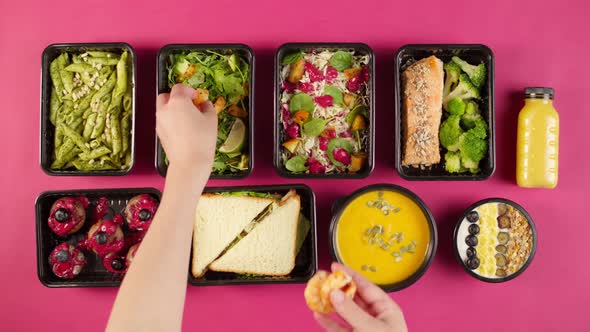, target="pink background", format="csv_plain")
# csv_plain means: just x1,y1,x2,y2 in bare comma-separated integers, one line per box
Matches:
0,0,588,330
